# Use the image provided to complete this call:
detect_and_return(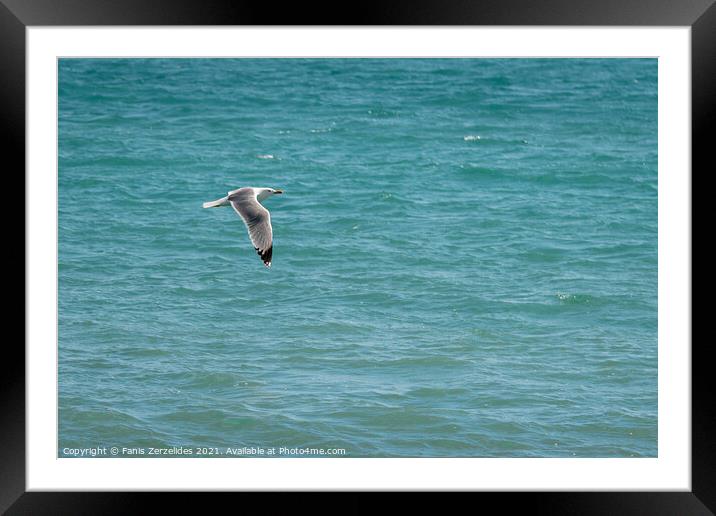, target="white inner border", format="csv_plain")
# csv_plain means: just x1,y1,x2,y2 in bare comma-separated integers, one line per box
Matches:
27,27,691,491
